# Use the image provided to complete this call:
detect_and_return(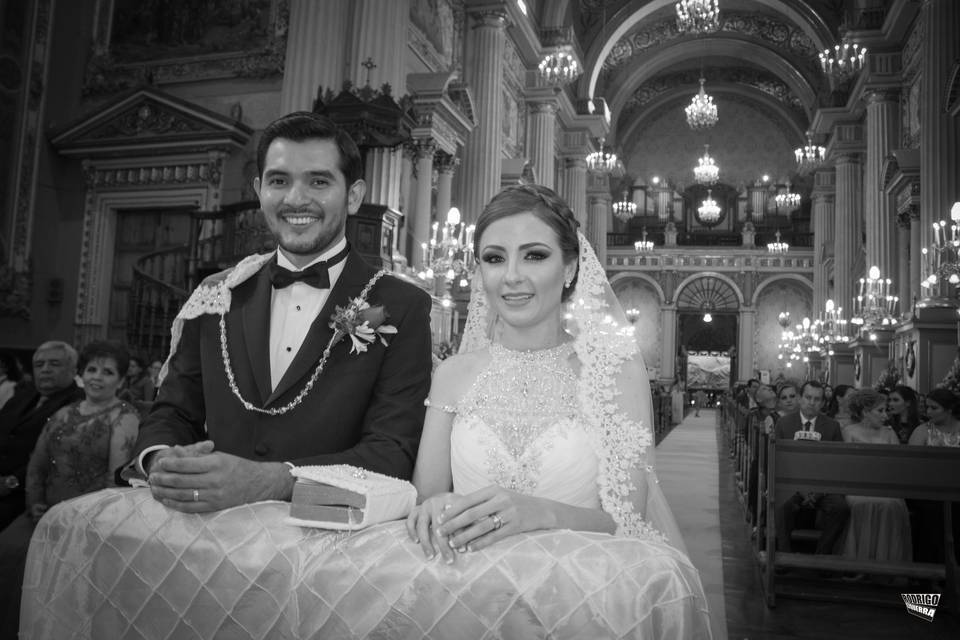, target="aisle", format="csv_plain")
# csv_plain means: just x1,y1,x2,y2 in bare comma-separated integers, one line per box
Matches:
656,408,727,640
